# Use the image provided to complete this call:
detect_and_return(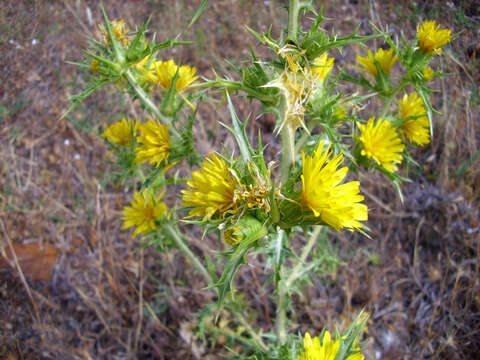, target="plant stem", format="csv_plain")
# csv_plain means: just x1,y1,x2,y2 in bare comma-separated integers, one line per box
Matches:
379,79,407,119
275,275,289,346
204,324,263,351
190,79,277,104
234,312,269,352
280,126,295,184
275,227,321,345
287,0,301,43
286,226,321,288
124,70,180,138
164,224,213,285
275,1,304,345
